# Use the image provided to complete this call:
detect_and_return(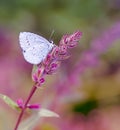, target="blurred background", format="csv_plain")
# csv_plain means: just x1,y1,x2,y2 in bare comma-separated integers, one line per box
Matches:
0,0,120,130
